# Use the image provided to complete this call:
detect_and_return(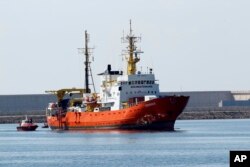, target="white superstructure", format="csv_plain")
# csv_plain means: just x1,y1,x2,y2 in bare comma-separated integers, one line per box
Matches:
98,65,160,110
